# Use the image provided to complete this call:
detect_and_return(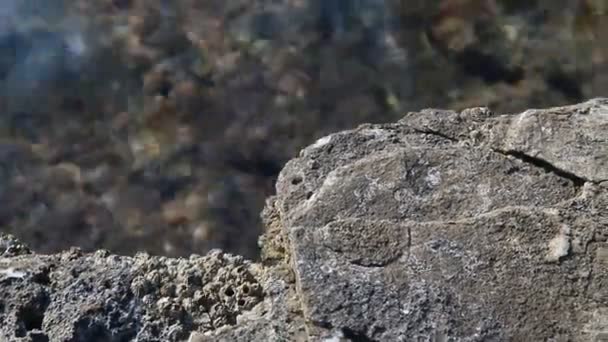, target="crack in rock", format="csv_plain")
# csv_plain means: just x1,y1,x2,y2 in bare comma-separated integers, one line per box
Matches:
494,149,588,186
